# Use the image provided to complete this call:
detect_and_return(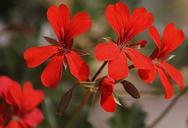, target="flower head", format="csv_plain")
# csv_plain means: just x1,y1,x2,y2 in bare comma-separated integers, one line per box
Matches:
95,2,154,80
47,4,92,48
105,2,153,43
24,4,92,88
0,76,44,128
138,23,185,99
100,76,116,112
